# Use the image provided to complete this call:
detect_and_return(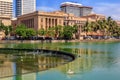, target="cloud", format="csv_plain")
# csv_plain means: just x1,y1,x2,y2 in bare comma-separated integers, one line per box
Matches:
37,6,58,12
93,3,120,20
